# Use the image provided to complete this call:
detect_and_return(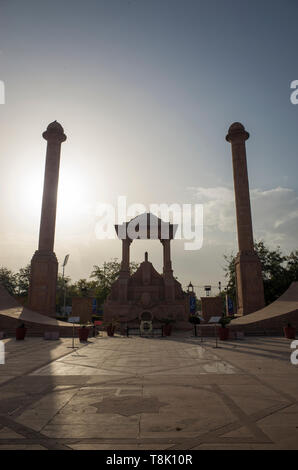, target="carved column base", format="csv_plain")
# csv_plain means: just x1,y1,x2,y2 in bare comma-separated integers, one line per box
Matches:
235,251,265,315
28,250,58,317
